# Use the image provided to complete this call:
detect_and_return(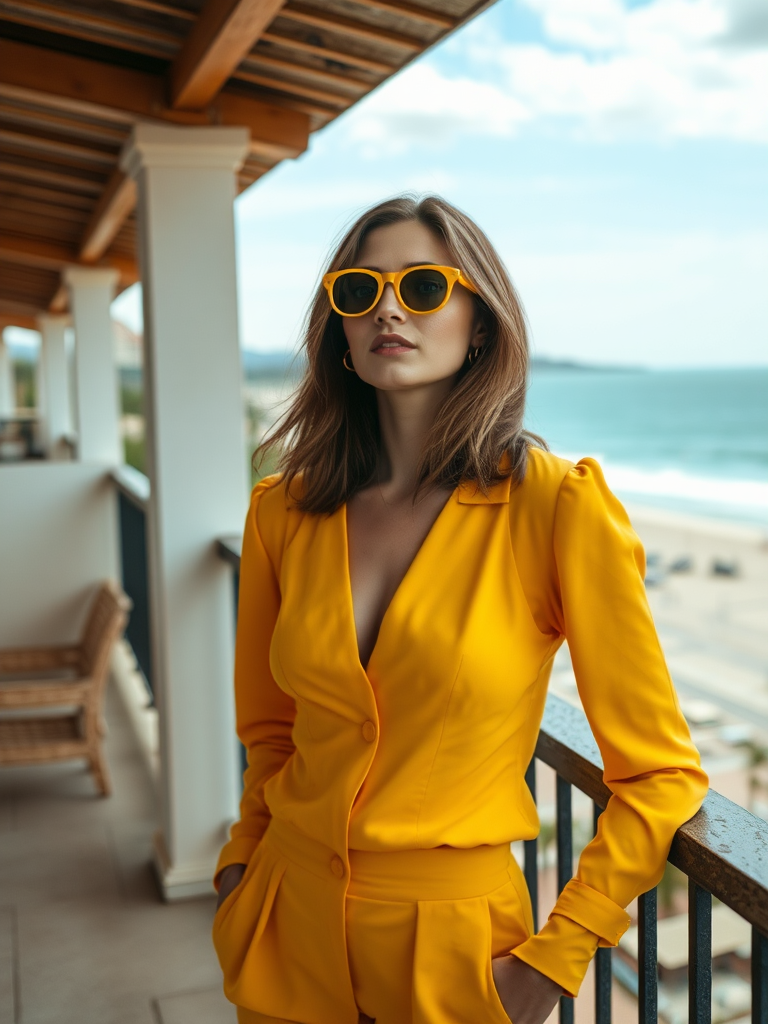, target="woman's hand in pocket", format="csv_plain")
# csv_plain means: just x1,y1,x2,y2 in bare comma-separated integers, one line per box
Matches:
216,863,246,912
491,955,562,1024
